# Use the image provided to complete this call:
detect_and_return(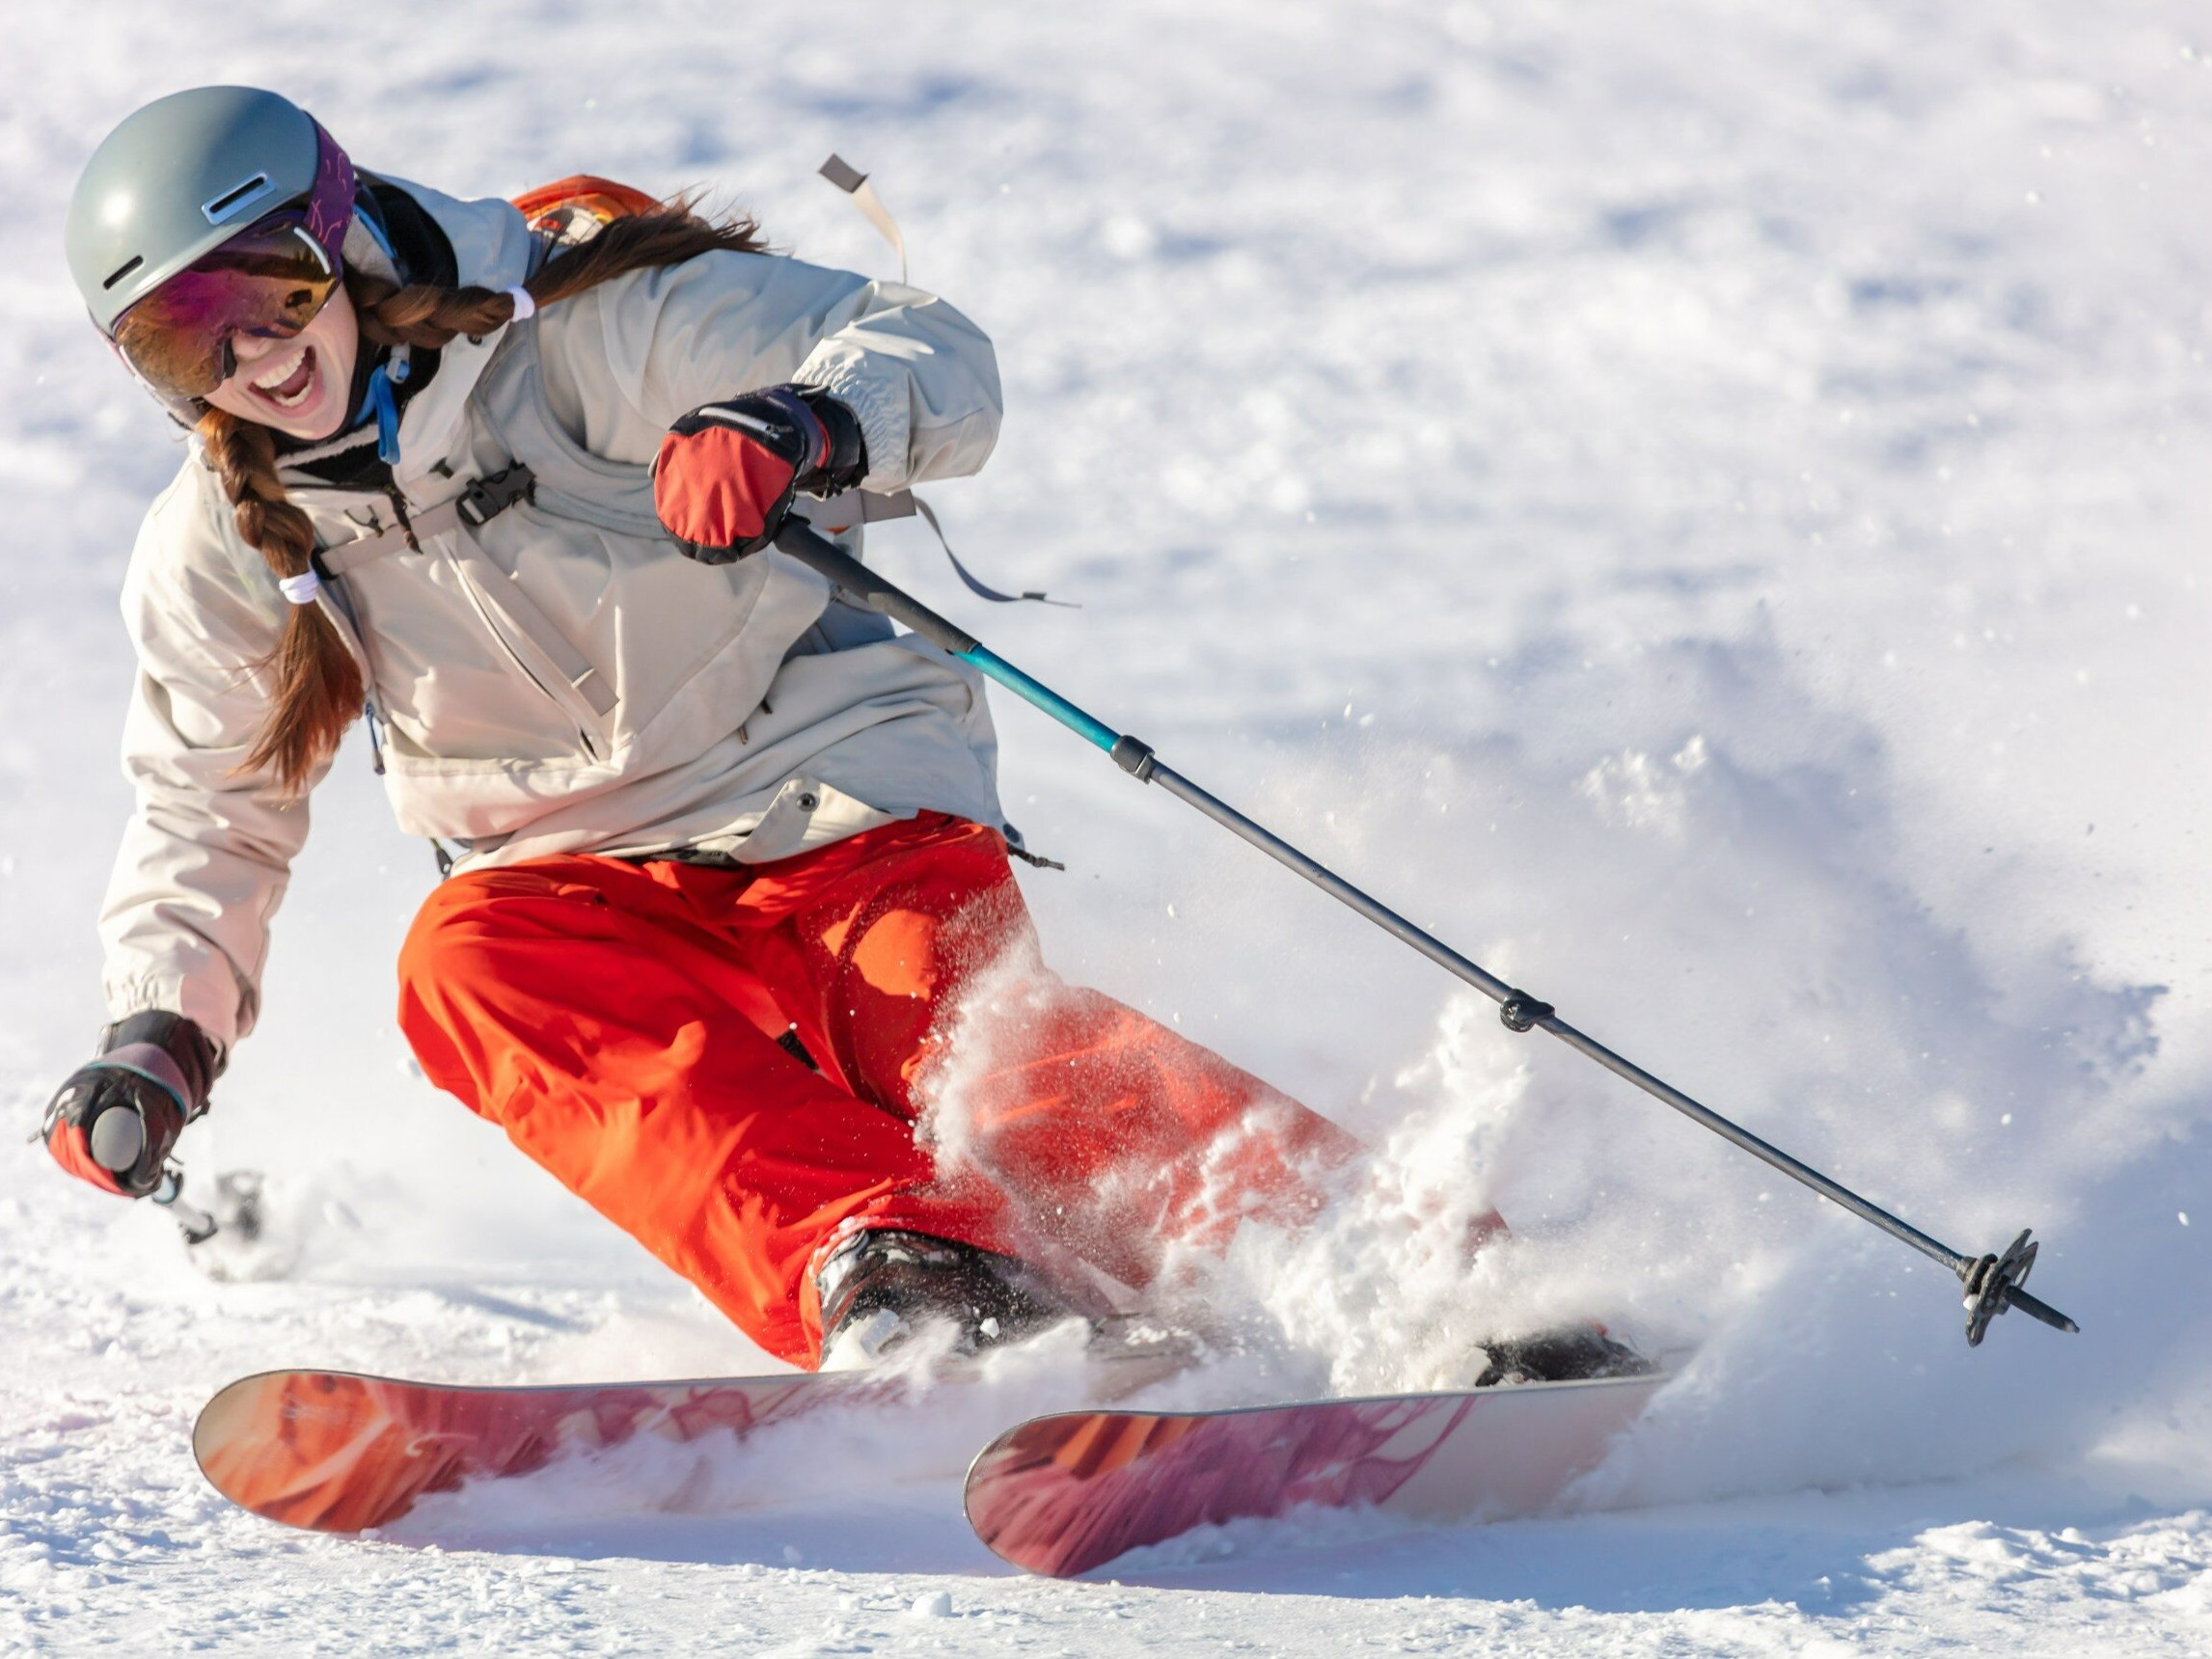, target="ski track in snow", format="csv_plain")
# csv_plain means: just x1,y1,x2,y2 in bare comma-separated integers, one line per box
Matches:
5,1,2212,1652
